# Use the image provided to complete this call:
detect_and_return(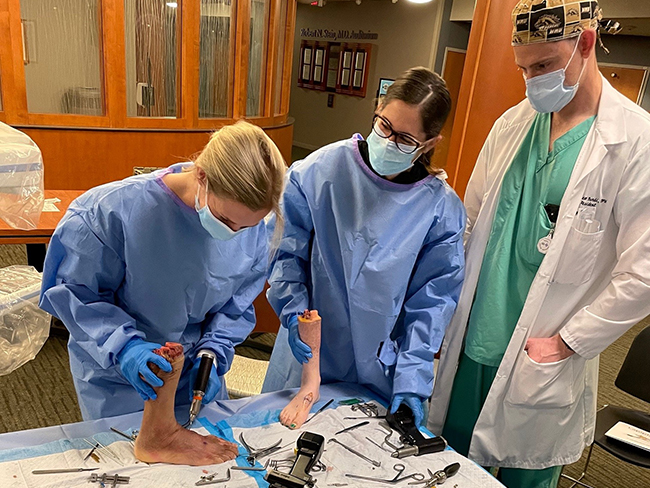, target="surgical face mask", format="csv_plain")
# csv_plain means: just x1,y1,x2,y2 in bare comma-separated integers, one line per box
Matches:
525,36,587,114
194,181,244,240
366,130,420,176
